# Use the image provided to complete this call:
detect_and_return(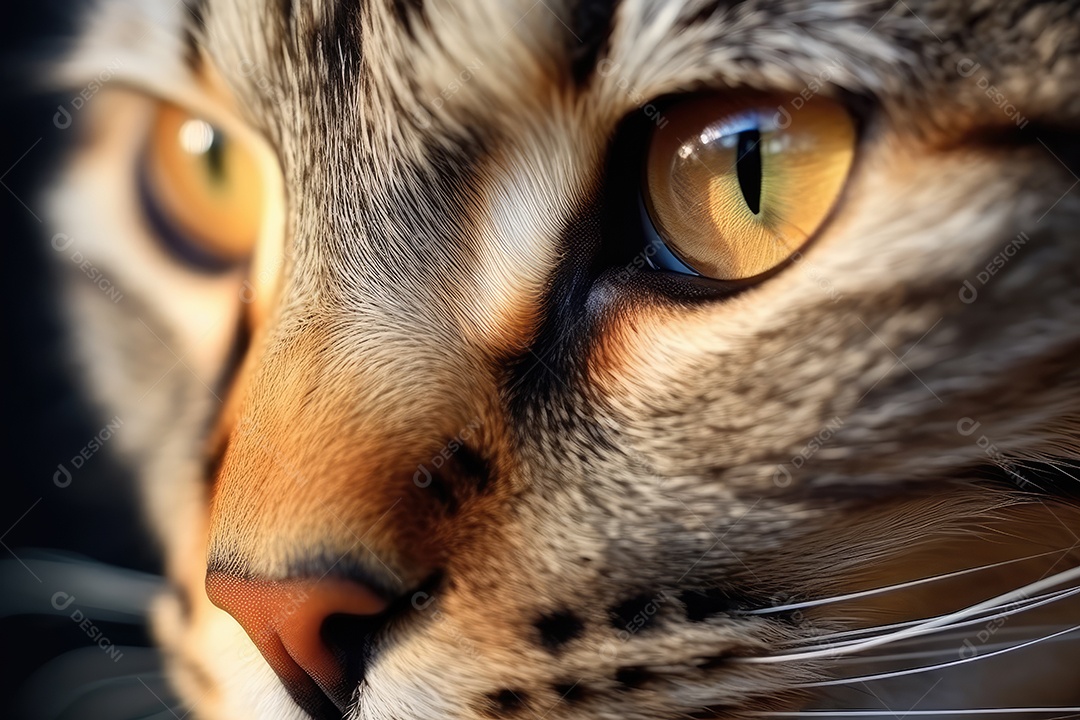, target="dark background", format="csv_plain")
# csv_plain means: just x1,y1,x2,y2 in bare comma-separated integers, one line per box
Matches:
2,4,167,718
